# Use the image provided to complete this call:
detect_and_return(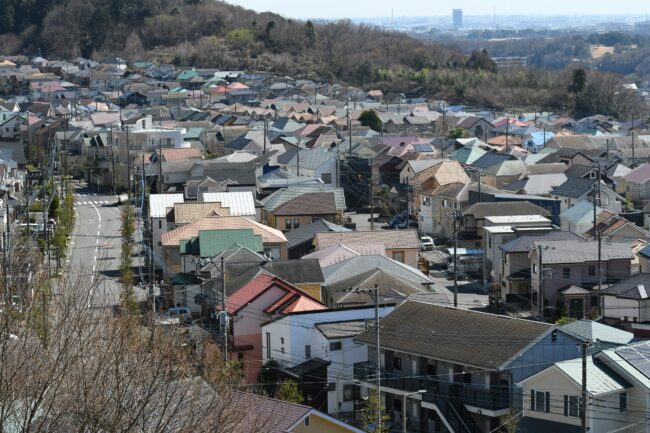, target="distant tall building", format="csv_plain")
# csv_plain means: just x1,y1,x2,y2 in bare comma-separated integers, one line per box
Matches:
453,9,463,29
